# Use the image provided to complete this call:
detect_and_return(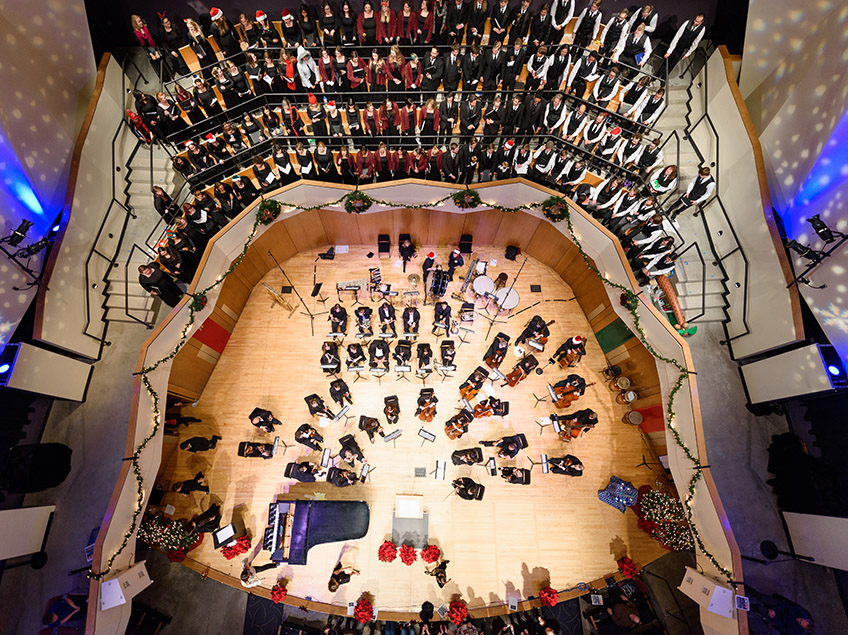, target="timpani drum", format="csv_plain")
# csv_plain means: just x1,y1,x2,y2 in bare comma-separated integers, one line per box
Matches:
616,390,638,405
472,275,494,299
609,376,631,391
623,411,643,426
494,287,520,312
